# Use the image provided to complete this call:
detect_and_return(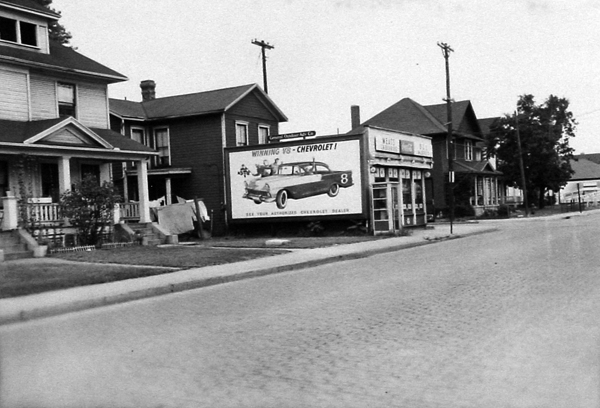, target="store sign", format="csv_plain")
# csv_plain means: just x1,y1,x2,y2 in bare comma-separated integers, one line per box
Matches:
400,140,414,154
372,129,433,158
375,136,400,153
227,138,363,220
